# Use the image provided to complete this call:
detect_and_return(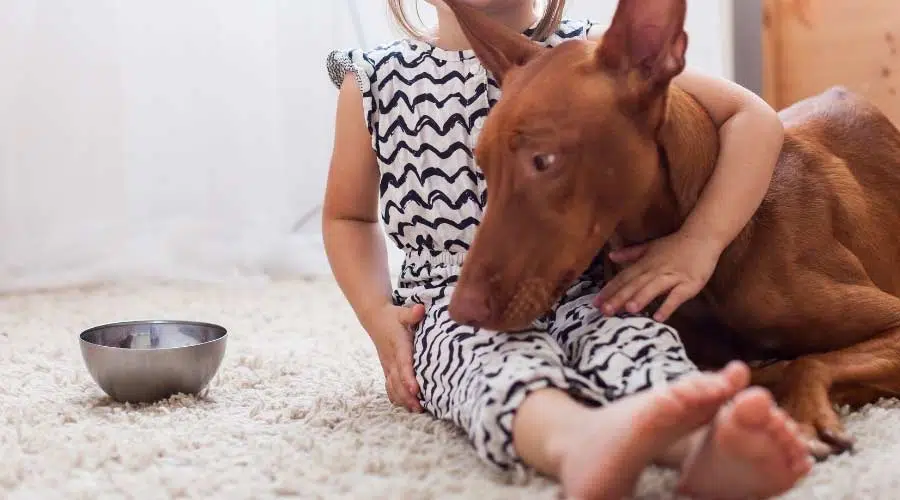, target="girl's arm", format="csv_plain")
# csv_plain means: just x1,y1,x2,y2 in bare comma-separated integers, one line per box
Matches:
322,75,425,412
594,65,784,320
668,67,784,254
322,75,395,326
586,25,783,256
